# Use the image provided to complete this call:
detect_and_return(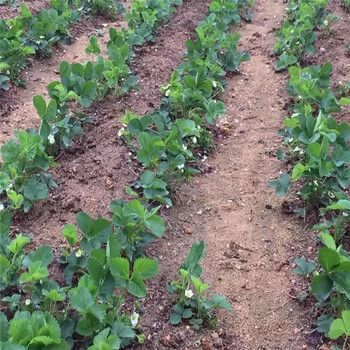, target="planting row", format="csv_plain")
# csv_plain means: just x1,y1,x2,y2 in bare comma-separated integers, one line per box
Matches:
0,0,128,90
269,1,350,349
0,0,182,213
0,0,252,349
